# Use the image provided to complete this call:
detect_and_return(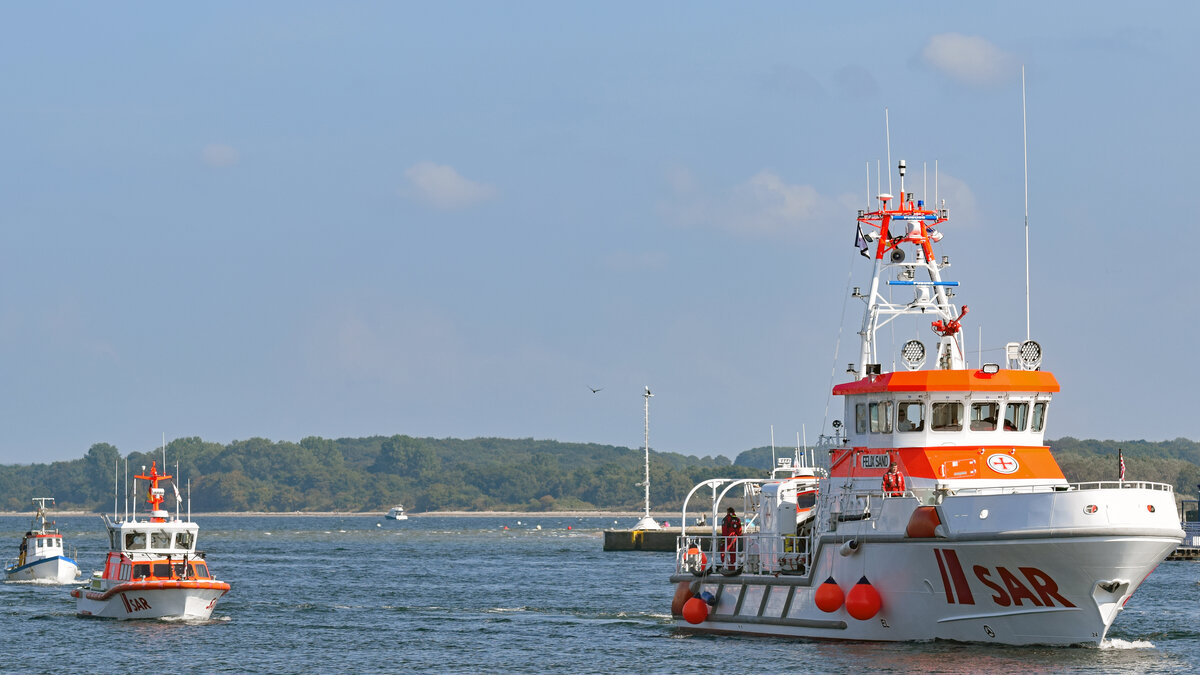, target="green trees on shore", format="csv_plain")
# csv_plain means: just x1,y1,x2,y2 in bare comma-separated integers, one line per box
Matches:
2,435,1196,513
